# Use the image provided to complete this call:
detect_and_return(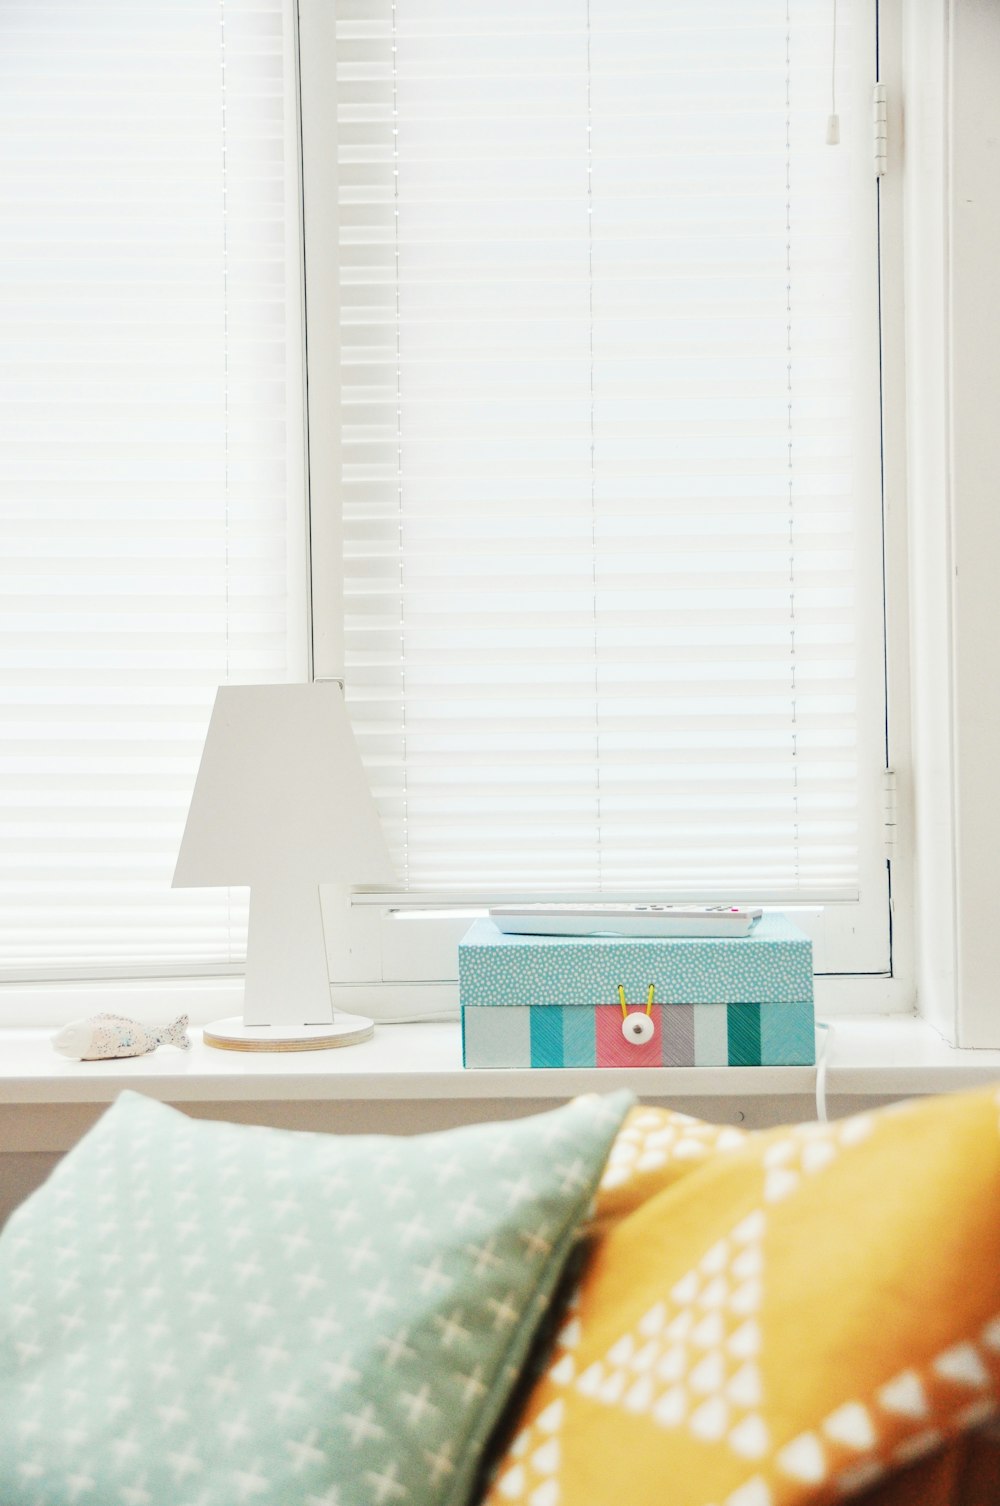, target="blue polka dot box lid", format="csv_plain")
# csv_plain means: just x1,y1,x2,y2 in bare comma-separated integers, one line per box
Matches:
458,913,813,1008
